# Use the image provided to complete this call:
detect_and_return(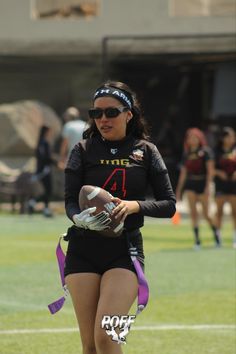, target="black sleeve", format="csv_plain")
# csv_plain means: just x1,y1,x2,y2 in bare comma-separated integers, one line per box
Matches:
138,144,176,218
36,141,53,166
64,144,84,221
